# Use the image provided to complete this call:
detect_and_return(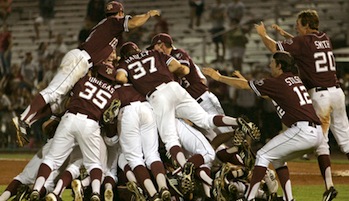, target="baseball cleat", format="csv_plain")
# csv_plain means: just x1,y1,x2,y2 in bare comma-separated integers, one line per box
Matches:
212,177,226,201
166,174,183,197
90,192,100,201
13,184,29,201
149,193,161,201
104,188,113,201
71,179,84,201
180,162,195,196
45,192,61,201
30,190,40,201
126,181,146,201
159,187,171,201
12,116,30,147
237,117,261,141
322,186,338,201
